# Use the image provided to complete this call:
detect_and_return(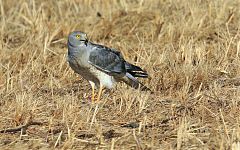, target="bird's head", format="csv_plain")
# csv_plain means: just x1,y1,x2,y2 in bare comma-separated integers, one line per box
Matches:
68,31,88,47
